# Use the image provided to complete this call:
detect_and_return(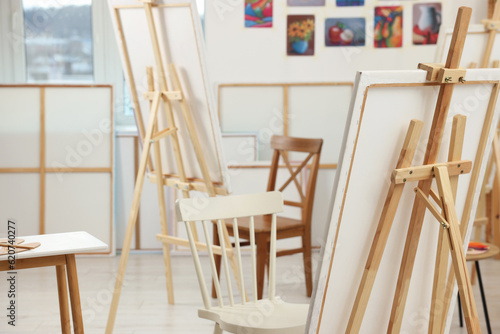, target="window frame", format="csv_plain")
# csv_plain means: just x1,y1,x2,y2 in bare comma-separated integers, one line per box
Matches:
1,0,135,126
